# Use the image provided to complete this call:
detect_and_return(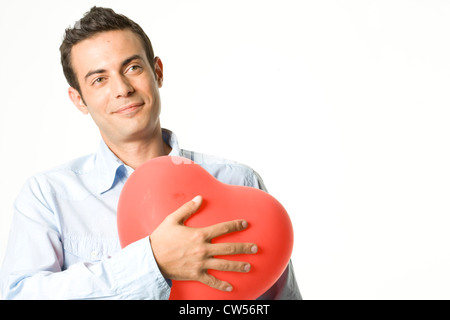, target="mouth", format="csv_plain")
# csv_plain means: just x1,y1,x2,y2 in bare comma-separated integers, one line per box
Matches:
114,102,144,115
